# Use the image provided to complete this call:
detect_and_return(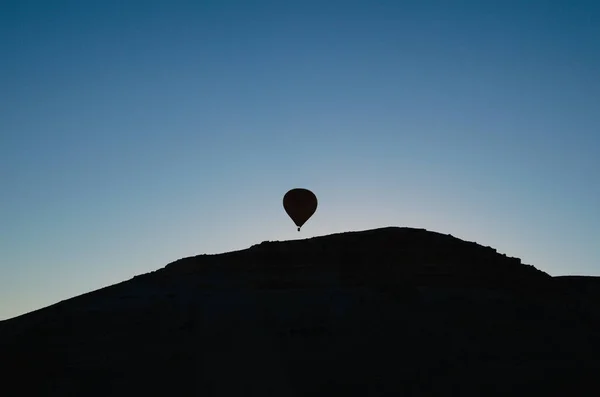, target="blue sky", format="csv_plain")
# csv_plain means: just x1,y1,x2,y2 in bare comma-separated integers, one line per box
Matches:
1,0,599,320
